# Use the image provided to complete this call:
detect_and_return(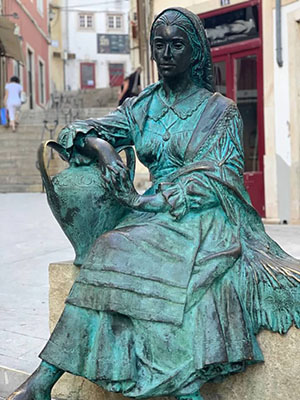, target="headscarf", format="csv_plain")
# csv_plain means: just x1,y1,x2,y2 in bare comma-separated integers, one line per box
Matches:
150,7,215,92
